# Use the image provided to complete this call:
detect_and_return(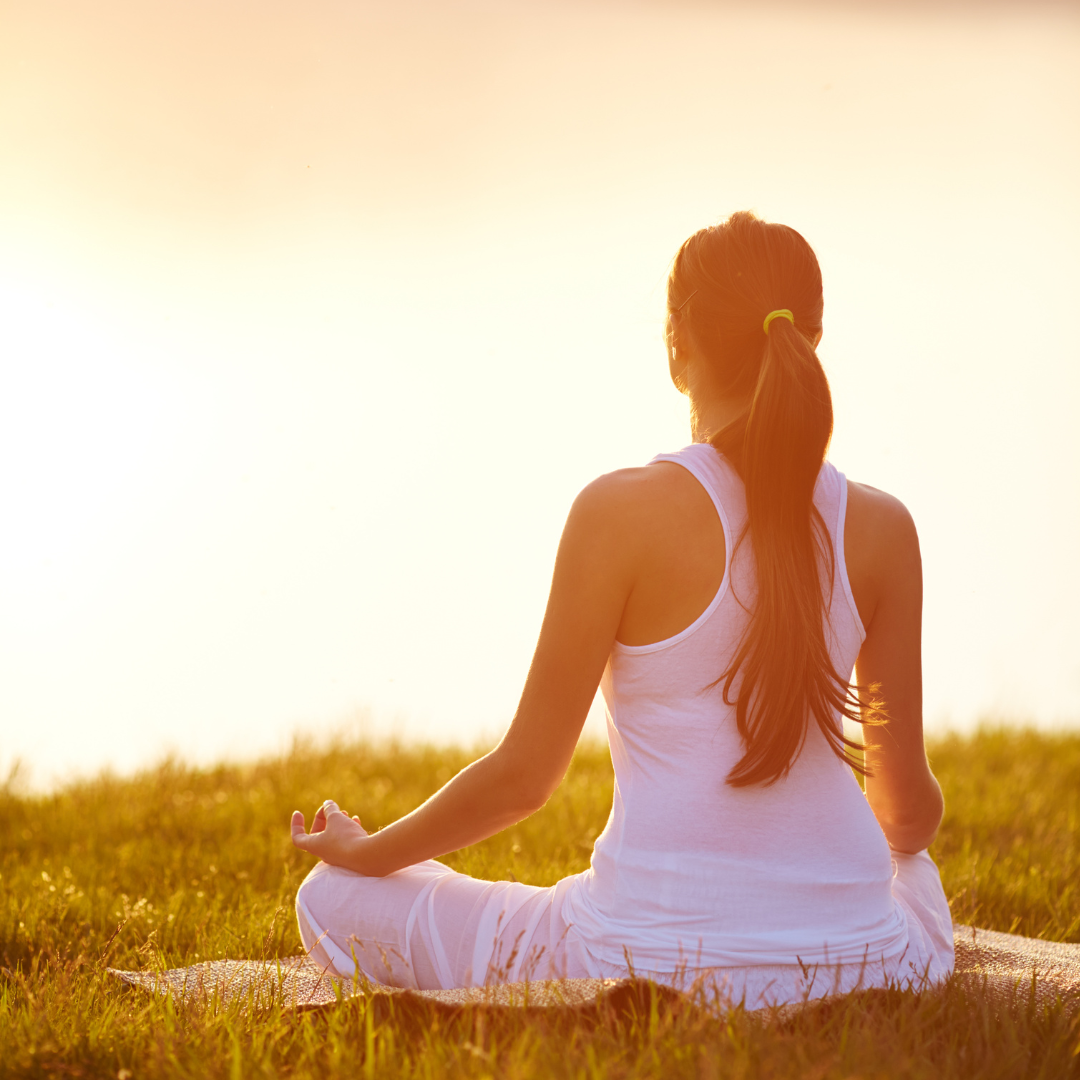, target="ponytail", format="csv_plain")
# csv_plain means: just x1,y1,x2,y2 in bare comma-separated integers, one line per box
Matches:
671,212,869,786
